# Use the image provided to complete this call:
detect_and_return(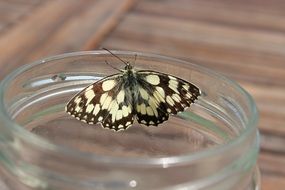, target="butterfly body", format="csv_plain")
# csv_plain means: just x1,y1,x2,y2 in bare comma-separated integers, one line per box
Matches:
65,63,201,131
